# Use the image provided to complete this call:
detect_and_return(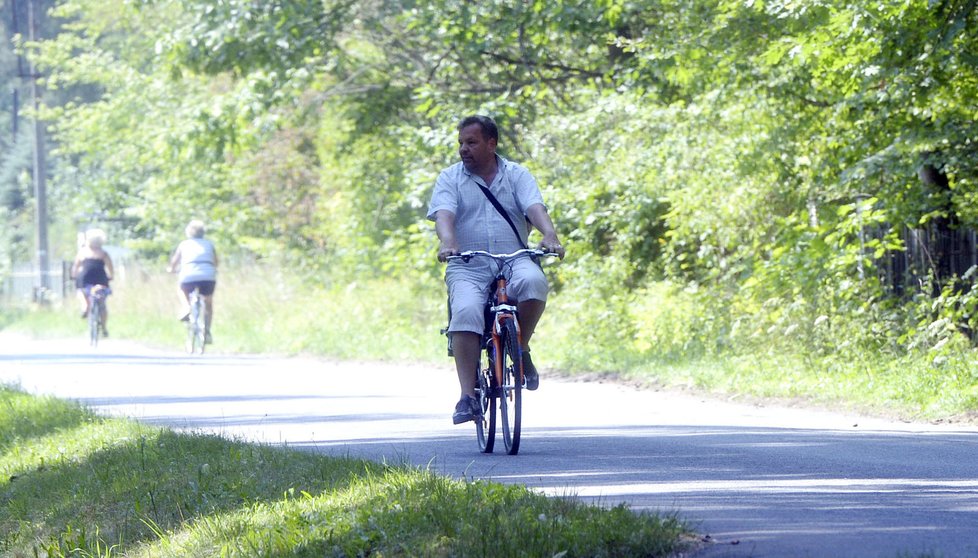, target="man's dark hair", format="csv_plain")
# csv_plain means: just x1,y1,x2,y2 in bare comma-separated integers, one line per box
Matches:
458,115,499,142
